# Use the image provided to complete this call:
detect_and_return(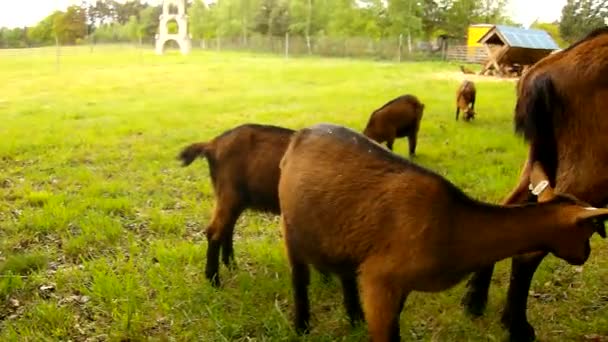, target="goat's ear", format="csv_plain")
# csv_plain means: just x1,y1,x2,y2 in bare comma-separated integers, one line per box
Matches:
529,162,555,201
574,208,608,238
